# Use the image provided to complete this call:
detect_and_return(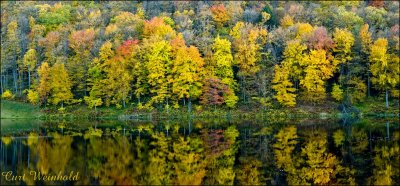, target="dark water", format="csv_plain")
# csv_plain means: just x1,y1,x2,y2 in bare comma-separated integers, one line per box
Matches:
0,118,399,185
